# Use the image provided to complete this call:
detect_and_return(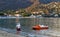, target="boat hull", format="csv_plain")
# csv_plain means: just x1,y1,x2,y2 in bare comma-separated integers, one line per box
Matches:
32,25,48,30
